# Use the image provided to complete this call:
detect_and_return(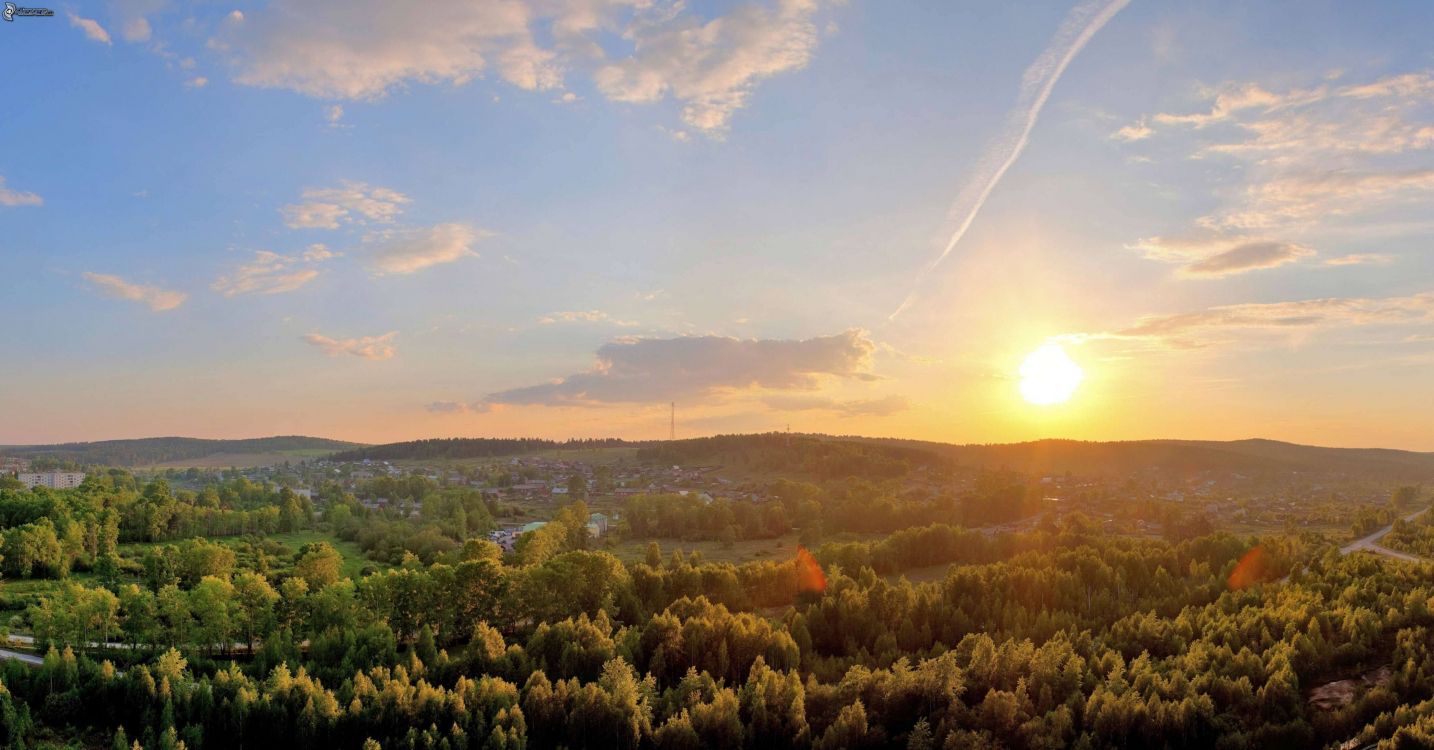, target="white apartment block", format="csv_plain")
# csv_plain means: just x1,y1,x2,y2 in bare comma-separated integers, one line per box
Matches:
17,472,87,489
